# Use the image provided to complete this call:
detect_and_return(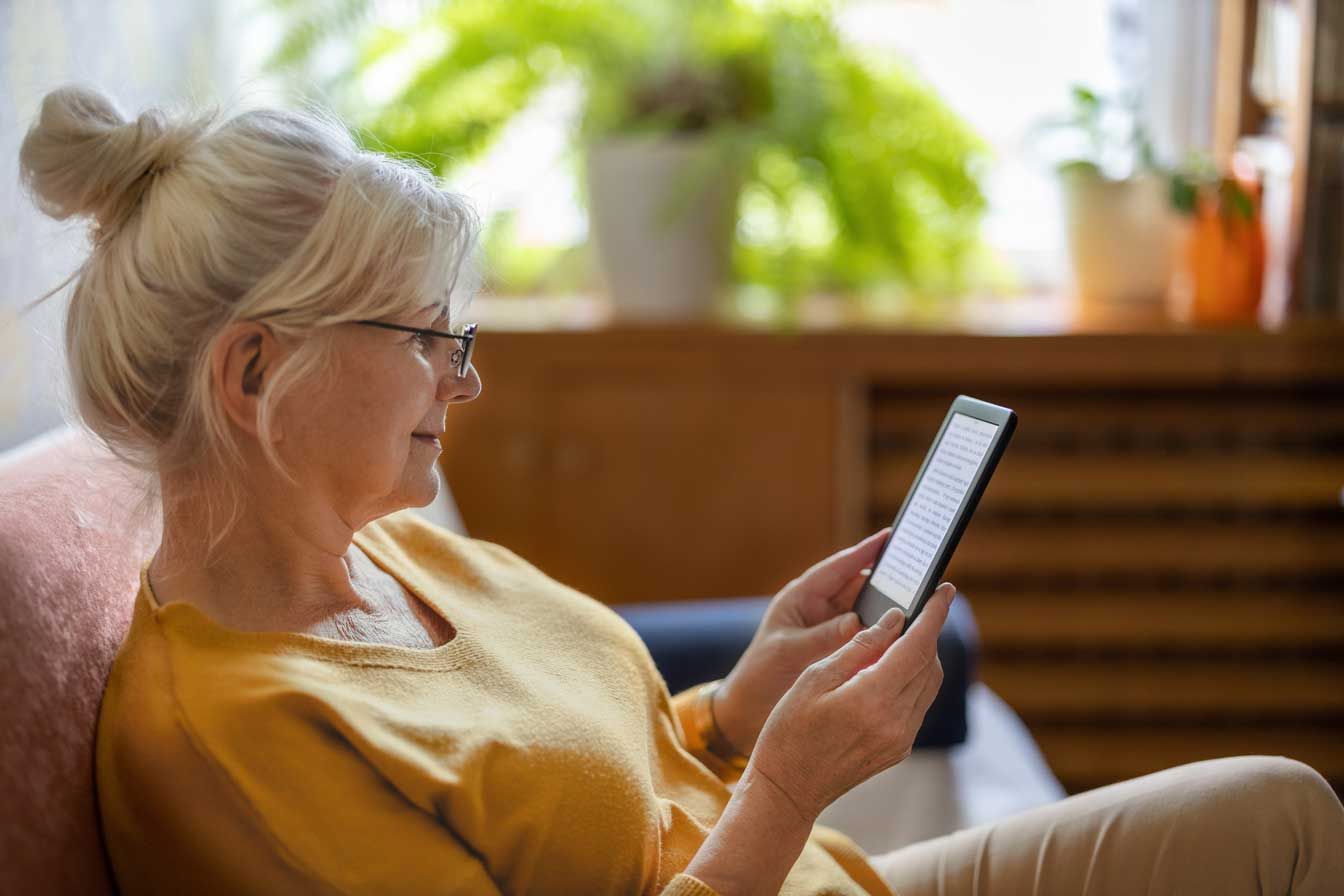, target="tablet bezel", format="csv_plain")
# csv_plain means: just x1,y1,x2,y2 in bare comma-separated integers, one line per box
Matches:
853,394,1017,630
